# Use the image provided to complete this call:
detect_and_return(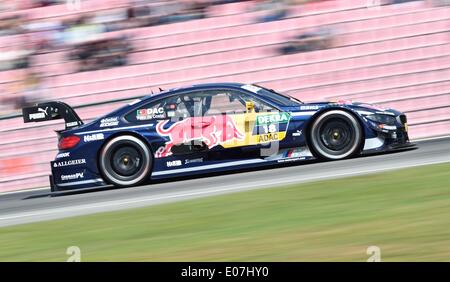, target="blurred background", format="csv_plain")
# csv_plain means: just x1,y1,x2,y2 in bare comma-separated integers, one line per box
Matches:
0,0,449,192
